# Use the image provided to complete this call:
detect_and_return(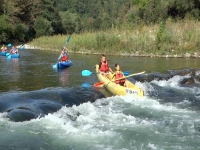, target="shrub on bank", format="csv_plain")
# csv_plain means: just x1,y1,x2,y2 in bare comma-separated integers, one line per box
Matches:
29,20,200,57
